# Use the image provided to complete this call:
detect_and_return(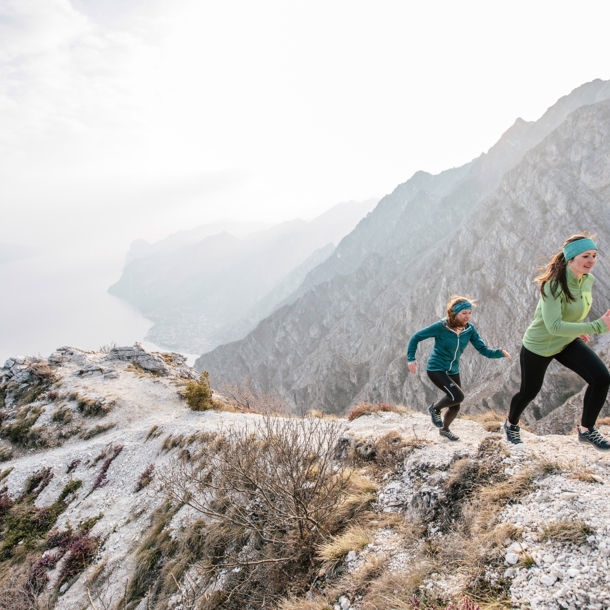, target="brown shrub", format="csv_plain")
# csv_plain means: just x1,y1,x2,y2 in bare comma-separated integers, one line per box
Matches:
158,416,356,608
